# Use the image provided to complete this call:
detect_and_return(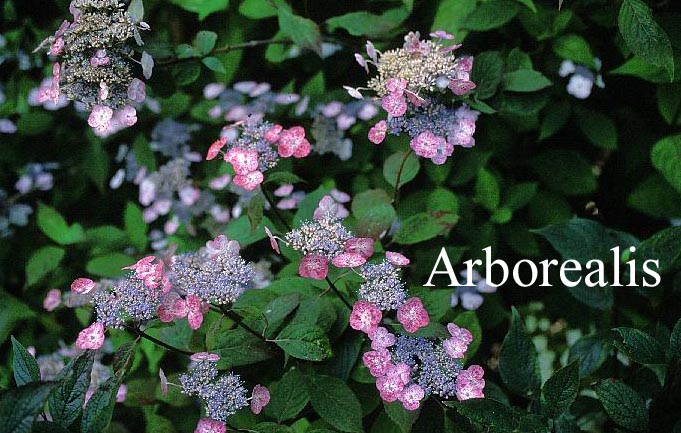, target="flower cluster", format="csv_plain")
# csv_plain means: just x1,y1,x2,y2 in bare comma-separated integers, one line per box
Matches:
361,323,484,410
206,119,310,191
179,352,269,431
350,31,480,165
70,235,254,350
558,59,604,100
1,163,58,238
310,100,379,160
37,0,150,134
